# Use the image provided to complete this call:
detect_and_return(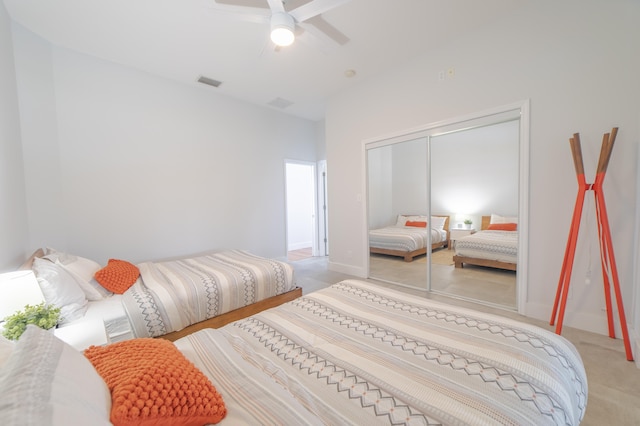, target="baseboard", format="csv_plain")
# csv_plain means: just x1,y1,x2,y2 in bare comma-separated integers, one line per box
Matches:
327,260,366,278
288,242,312,251
632,328,640,369
527,301,638,365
